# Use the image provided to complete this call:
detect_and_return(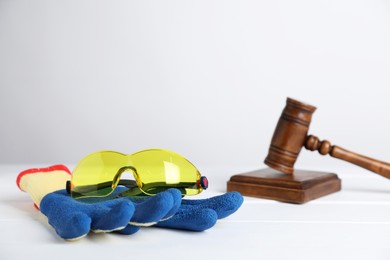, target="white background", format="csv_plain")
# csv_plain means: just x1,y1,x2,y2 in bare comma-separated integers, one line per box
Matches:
1,0,390,174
